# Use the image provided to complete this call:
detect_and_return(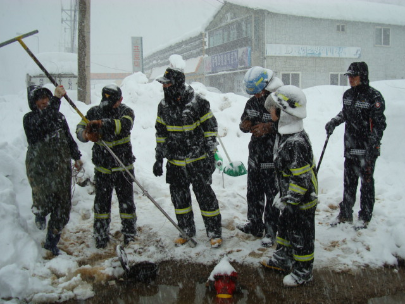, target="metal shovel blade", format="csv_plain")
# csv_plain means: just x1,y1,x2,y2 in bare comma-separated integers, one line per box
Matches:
223,161,247,177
